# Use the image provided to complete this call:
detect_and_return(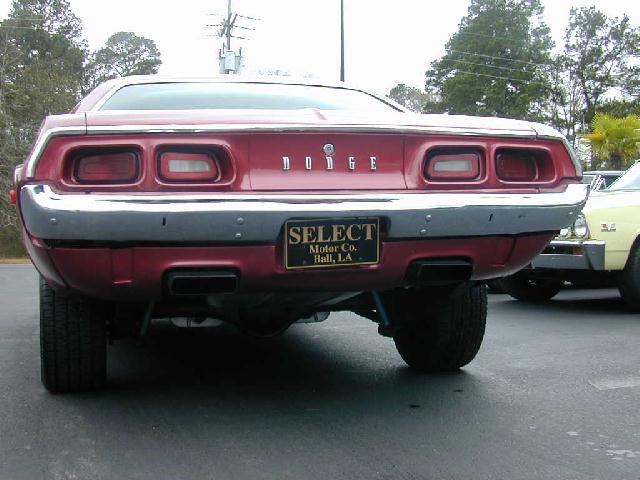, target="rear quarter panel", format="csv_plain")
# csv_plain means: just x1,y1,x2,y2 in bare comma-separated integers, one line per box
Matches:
585,191,640,270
